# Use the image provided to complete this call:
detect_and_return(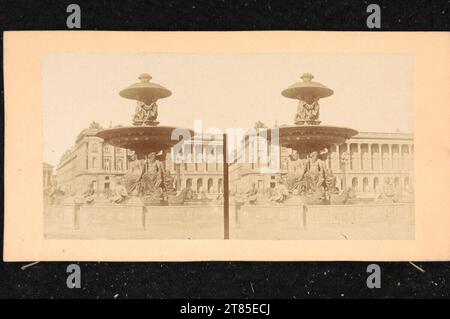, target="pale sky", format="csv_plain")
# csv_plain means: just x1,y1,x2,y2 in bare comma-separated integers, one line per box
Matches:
43,53,413,166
